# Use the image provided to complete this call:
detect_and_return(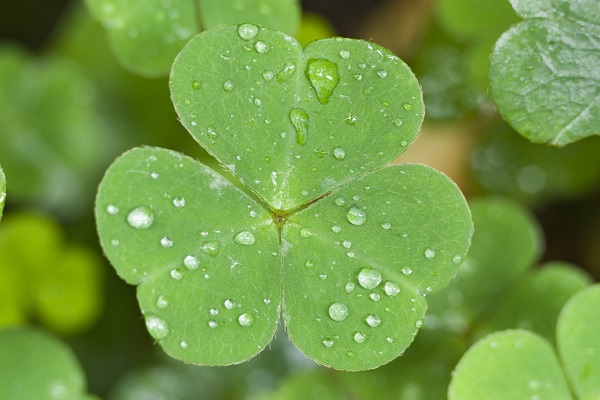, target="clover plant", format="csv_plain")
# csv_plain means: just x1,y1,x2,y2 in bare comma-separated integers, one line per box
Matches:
95,25,473,370
86,0,300,76
449,284,600,400
489,0,600,145
0,328,96,400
